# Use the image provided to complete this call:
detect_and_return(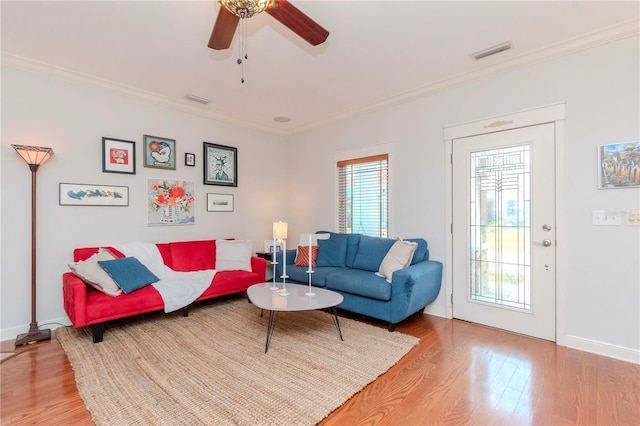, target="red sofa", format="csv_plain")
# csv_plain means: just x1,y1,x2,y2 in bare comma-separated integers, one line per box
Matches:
62,239,266,343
